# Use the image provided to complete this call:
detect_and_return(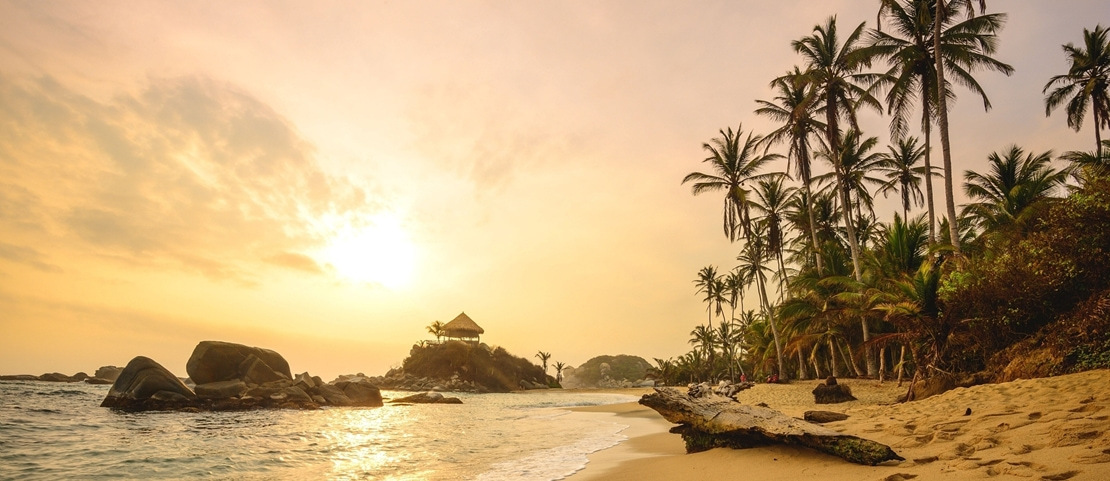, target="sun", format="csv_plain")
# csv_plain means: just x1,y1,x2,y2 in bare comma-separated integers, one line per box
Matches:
322,213,418,289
